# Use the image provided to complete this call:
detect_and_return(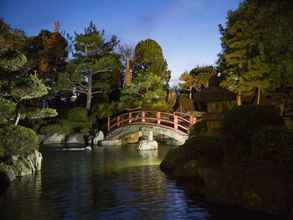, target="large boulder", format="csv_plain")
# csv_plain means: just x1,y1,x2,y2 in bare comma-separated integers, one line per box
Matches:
66,133,85,144
122,131,142,144
0,150,43,184
93,131,104,145
101,140,122,147
138,140,158,151
42,133,65,145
